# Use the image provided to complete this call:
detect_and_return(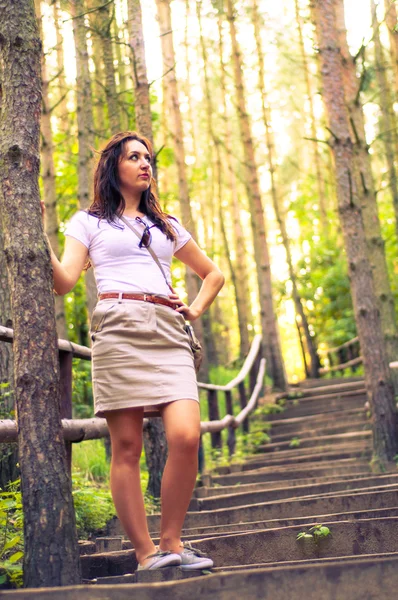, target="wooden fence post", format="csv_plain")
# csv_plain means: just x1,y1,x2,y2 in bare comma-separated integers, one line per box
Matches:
225,390,235,455
238,381,249,433
207,389,222,449
59,350,73,473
